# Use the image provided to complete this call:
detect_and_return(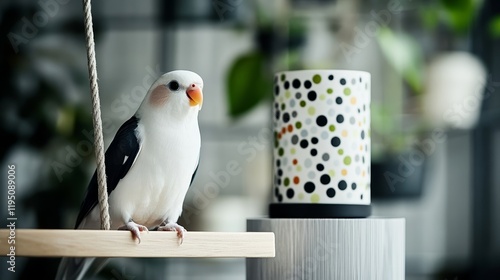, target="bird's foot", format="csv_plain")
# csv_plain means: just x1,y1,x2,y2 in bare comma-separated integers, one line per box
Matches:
118,221,149,243
157,222,186,244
